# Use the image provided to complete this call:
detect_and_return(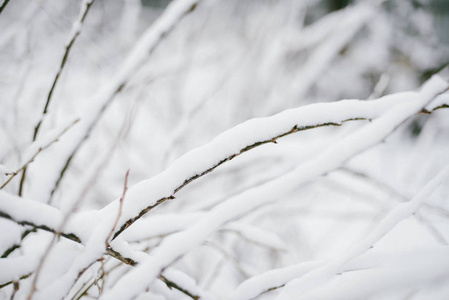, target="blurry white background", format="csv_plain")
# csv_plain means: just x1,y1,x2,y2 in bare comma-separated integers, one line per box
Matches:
1,0,449,299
